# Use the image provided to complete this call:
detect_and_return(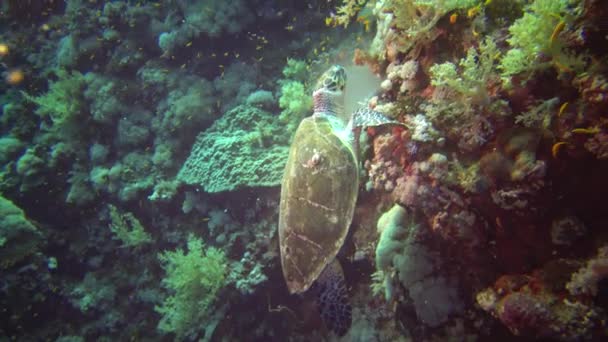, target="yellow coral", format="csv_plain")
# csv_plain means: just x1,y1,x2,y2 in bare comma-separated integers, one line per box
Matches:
330,0,369,28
